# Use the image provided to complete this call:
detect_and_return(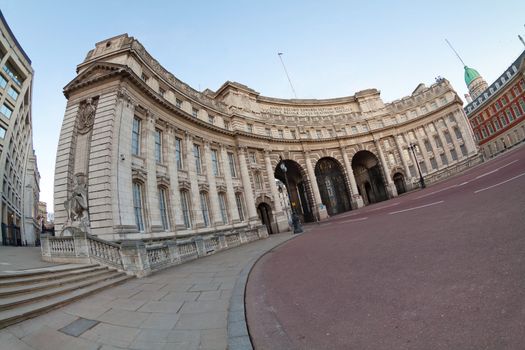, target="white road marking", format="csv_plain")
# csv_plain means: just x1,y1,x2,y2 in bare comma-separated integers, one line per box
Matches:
367,202,400,212
388,201,444,215
456,181,469,186
340,217,368,223
474,172,525,193
416,186,455,199
475,160,518,179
